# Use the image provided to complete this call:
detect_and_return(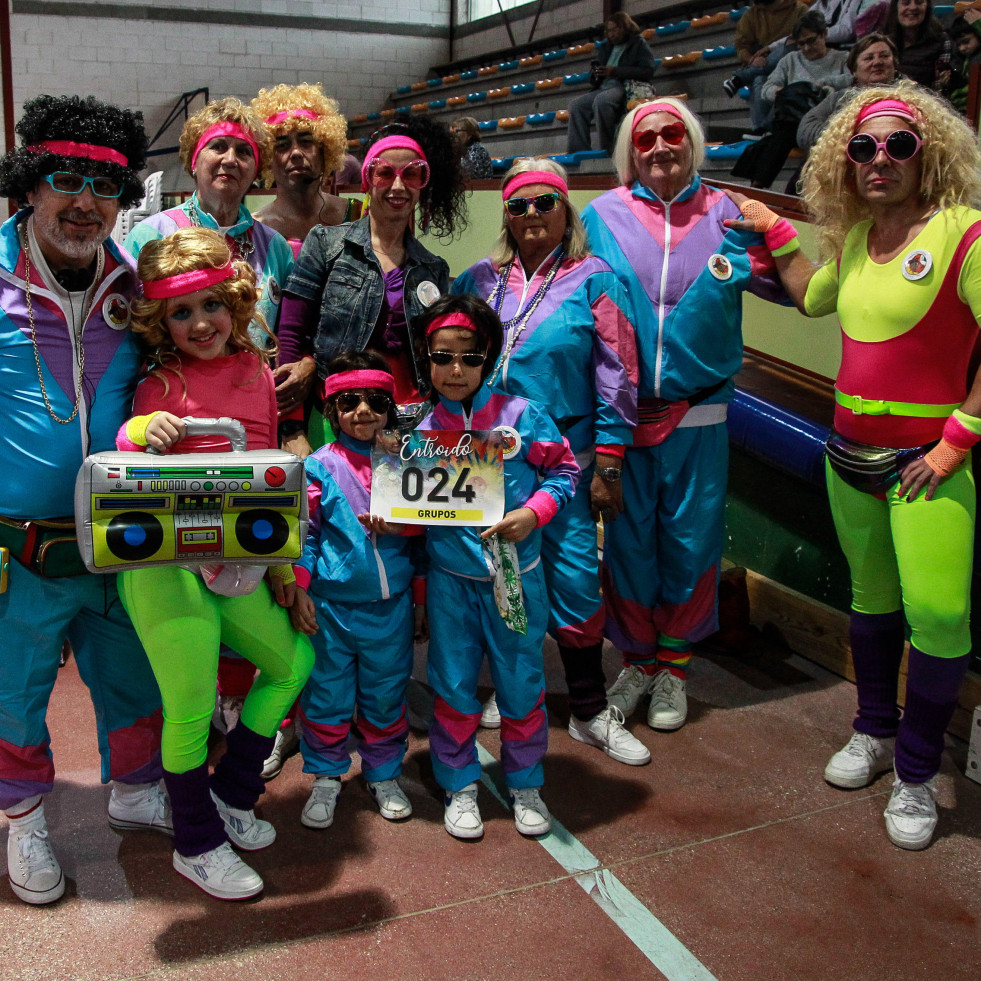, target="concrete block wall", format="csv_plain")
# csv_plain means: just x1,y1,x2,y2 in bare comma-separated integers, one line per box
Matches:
3,0,452,192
